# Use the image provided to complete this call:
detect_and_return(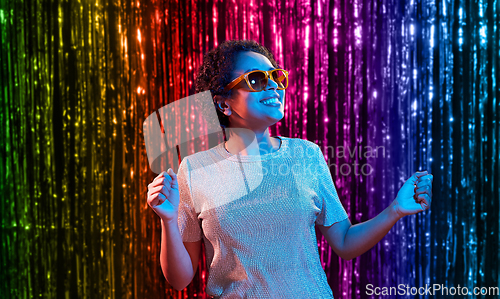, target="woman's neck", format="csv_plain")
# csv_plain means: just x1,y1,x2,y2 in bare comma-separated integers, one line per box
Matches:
224,127,280,156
